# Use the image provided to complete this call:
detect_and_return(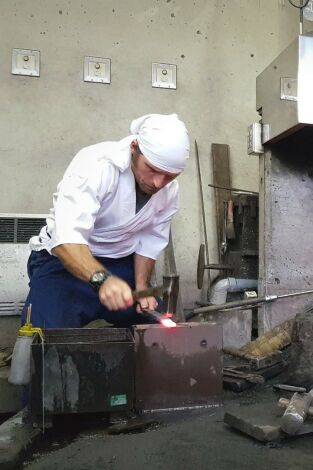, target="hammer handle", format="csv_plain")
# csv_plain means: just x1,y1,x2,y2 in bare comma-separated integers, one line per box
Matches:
132,286,166,301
